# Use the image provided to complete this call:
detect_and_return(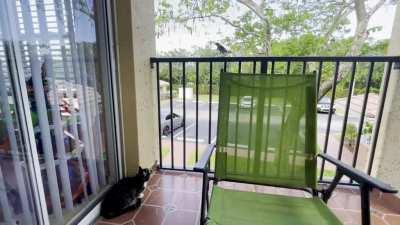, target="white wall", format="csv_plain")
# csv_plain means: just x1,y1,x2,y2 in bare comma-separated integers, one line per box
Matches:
372,2,400,195
114,0,158,176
